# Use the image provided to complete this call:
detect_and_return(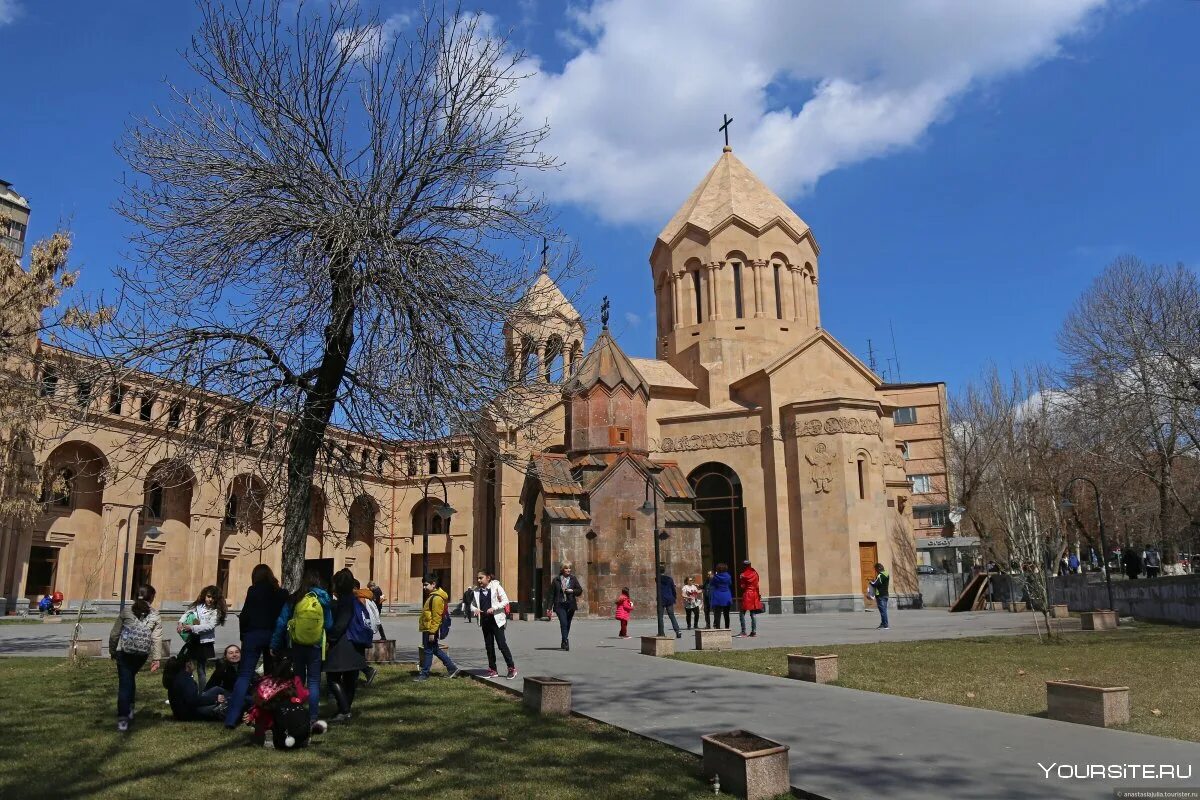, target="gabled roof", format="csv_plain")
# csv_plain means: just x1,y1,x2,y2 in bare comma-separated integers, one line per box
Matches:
730,329,881,390
527,453,581,496
629,358,697,392
657,149,811,247
562,329,650,397
516,271,581,323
